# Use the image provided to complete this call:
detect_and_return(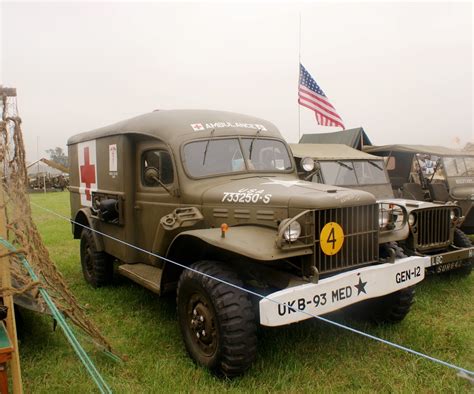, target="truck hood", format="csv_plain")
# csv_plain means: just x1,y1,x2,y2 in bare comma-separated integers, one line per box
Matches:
450,184,474,201
377,198,452,214
341,184,395,200
201,176,376,210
